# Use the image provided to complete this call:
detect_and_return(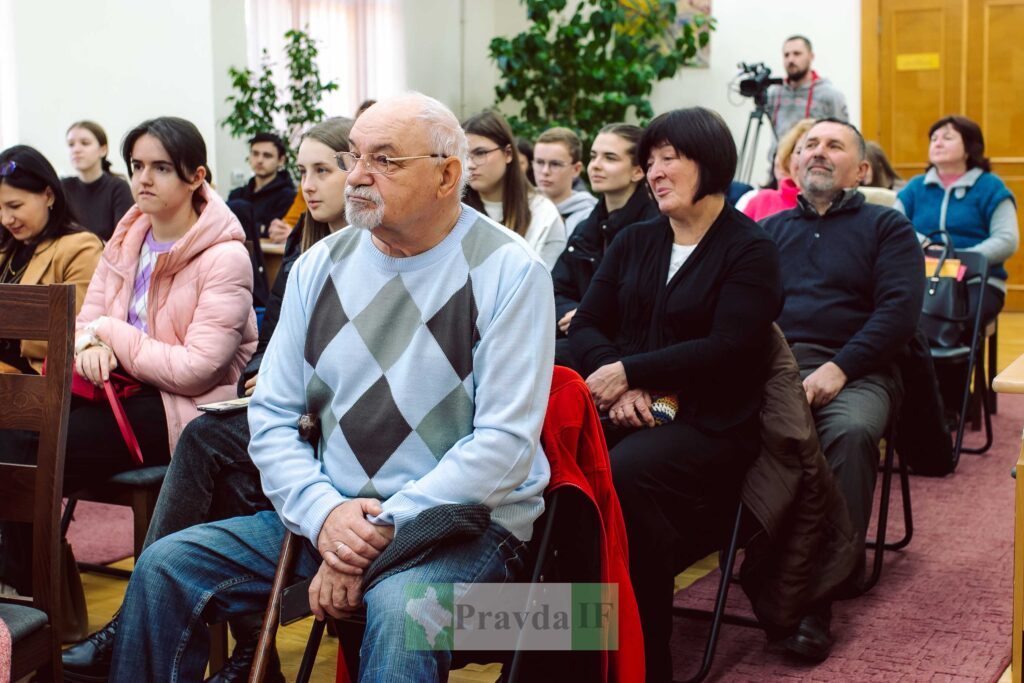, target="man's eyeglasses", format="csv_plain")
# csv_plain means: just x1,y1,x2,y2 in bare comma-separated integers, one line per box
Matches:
467,147,503,165
336,152,446,176
532,159,571,171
